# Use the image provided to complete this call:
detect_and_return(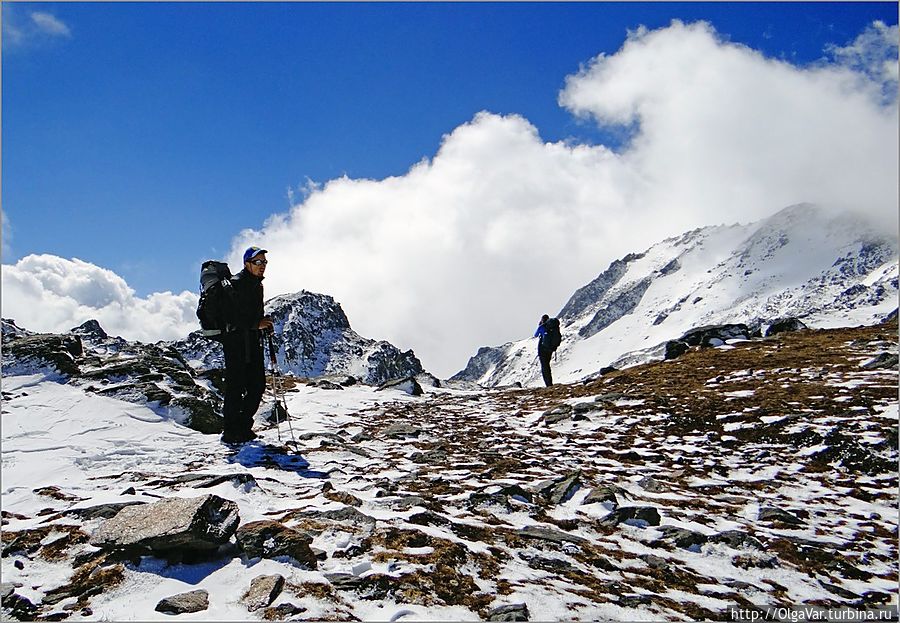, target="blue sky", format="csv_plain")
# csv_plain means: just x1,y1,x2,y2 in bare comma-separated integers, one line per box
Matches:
4,2,897,297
